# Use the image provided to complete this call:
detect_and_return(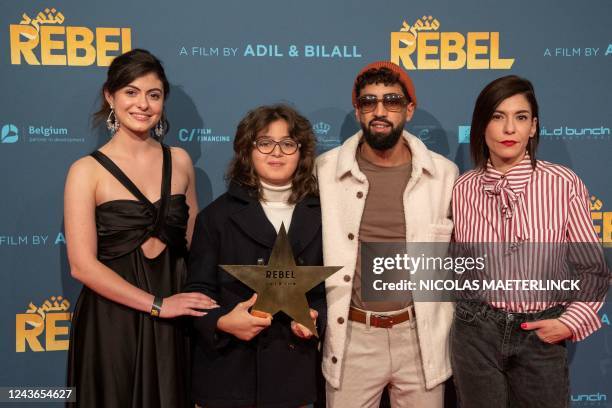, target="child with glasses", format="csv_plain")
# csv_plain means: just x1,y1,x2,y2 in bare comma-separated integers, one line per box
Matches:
184,104,327,407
